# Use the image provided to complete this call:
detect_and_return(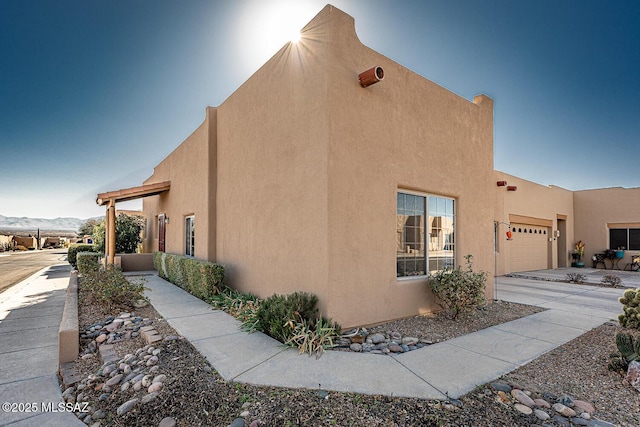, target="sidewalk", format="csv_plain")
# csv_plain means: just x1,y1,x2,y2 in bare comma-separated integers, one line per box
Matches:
138,272,624,400
0,267,625,427
0,264,84,427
